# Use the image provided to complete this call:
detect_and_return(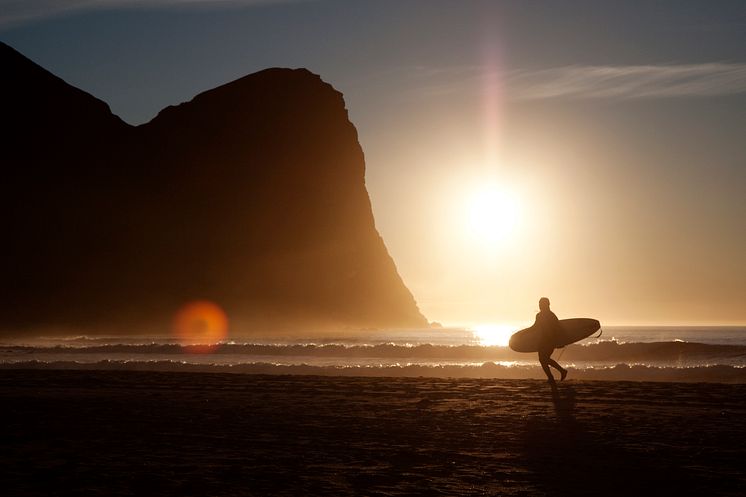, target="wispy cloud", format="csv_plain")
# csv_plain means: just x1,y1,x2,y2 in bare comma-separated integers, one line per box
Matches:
0,0,305,28
508,63,746,100
380,63,746,103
